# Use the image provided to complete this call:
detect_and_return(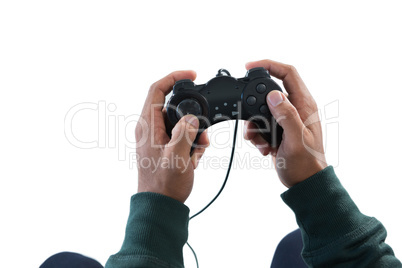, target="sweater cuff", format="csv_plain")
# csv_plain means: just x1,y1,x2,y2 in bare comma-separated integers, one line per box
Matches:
107,192,189,268
281,166,372,252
